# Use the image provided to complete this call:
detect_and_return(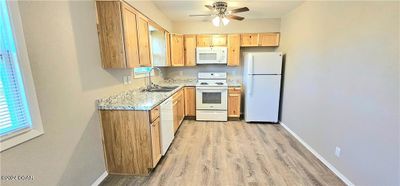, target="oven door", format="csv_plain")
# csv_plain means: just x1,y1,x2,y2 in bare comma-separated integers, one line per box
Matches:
196,87,227,110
